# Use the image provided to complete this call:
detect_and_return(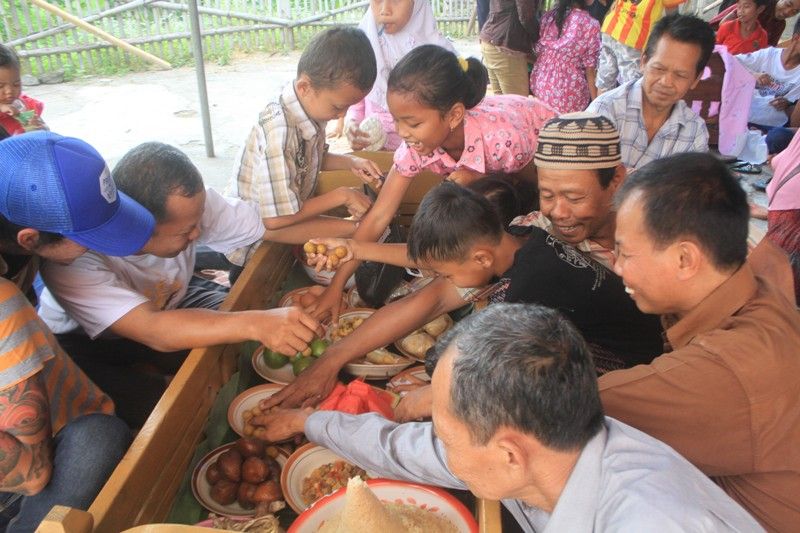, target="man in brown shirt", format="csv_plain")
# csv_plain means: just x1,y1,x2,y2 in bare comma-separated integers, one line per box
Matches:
603,151,800,532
